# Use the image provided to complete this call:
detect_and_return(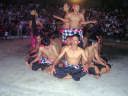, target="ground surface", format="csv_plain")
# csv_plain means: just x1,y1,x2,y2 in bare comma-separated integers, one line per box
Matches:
0,39,128,96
